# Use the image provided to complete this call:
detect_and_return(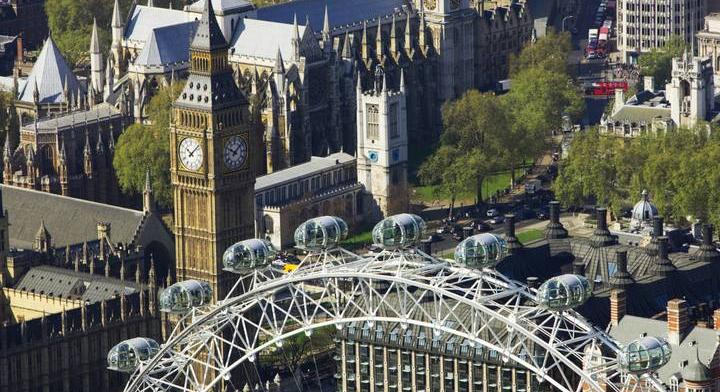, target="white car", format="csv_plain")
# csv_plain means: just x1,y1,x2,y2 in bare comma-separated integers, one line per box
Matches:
490,215,505,225
487,208,500,217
